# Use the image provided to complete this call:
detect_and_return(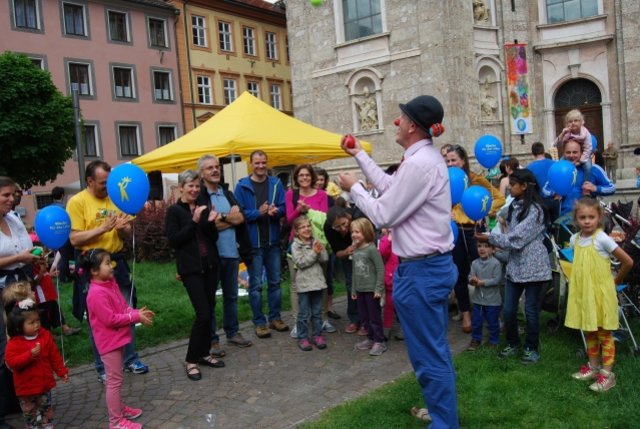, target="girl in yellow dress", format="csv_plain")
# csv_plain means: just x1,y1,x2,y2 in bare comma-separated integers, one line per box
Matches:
565,197,633,392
